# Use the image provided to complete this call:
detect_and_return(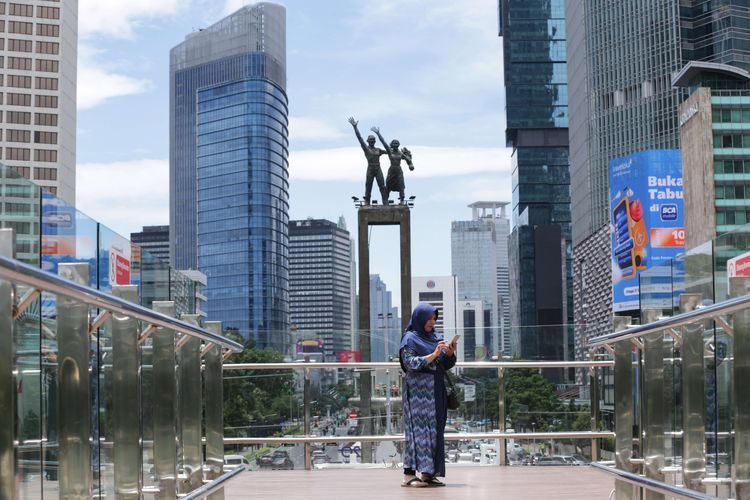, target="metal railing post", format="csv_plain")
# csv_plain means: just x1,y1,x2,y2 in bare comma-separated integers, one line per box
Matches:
613,316,637,500
679,294,706,494
643,326,665,500
0,228,15,500
152,301,177,499
57,263,92,499
303,356,312,471
111,285,141,499
498,367,506,466
590,365,600,462
204,321,225,500
180,314,203,492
